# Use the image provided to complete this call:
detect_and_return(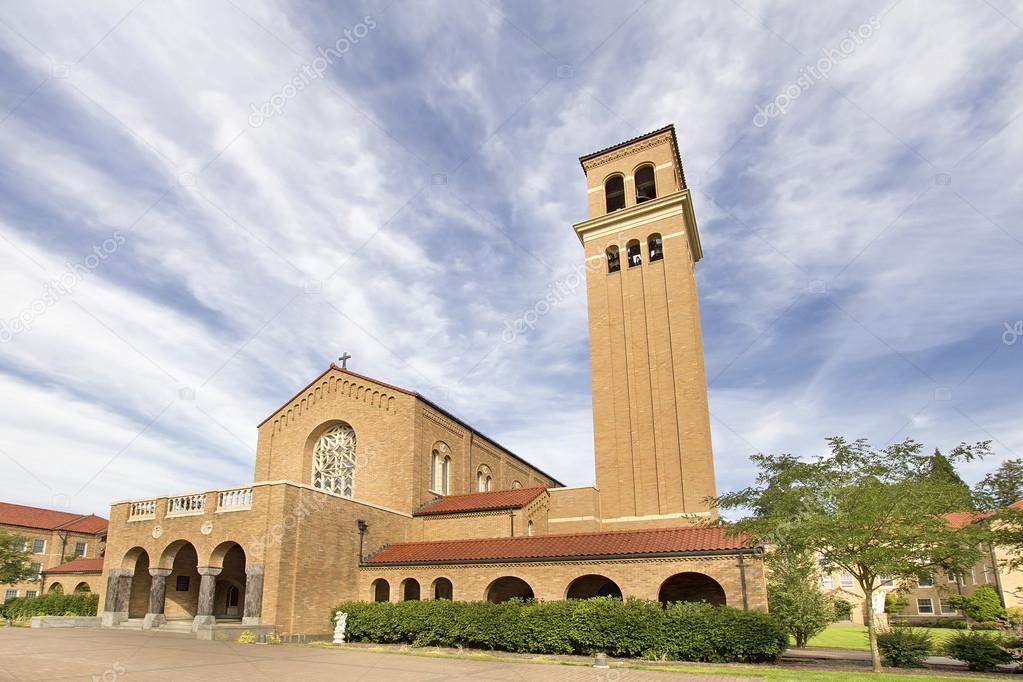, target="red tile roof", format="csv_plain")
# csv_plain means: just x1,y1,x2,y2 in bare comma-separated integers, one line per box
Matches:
42,557,104,575
0,502,107,534
366,525,753,564
414,487,547,516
